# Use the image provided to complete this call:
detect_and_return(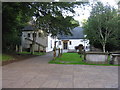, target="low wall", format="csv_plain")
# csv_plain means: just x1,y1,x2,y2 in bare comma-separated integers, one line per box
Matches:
110,54,120,65
85,52,109,64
